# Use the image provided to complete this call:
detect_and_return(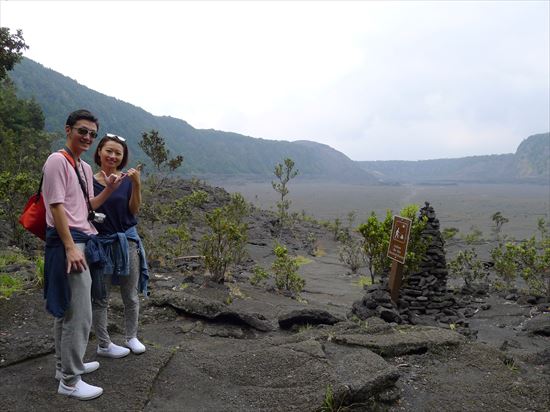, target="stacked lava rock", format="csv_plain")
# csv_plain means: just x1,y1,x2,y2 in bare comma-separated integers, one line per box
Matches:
351,202,468,326
398,202,463,324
